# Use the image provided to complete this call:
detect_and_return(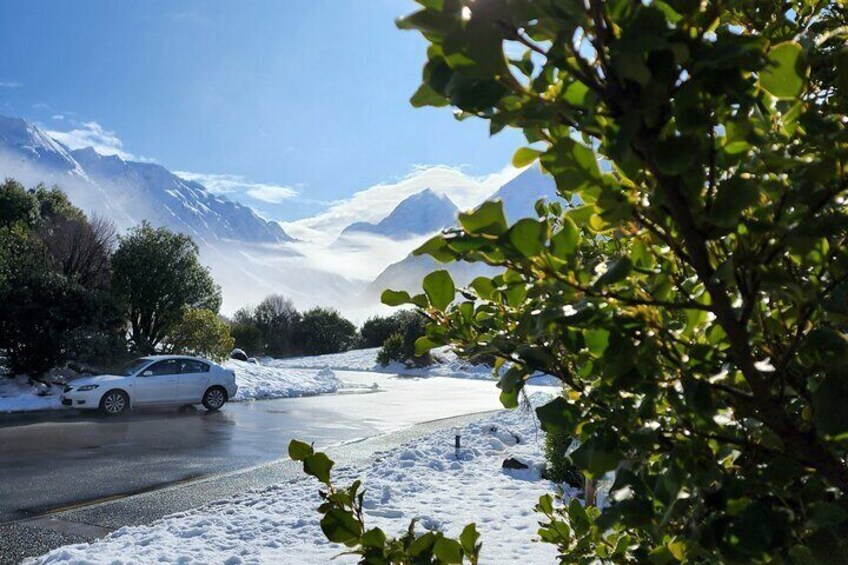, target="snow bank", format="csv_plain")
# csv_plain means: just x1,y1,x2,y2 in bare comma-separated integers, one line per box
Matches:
274,346,559,385
0,362,339,413
33,394,574,564
0,376,62,413
273,346,495,380
271,346,385,372
225,360,339,401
